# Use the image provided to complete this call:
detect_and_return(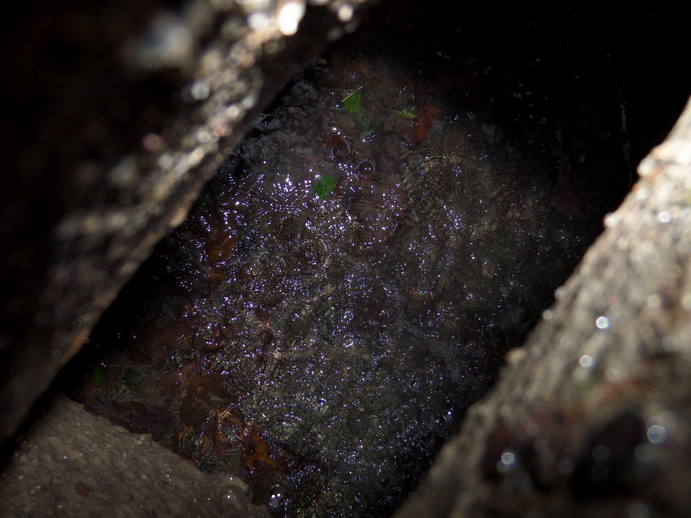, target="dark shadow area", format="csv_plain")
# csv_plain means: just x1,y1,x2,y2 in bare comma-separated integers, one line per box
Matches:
52,3,688,518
